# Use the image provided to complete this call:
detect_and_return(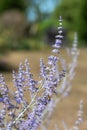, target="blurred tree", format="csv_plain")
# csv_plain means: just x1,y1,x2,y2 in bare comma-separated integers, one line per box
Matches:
53,0,87,46
0,0,28,13
53,0,81,30
78,0,87,45
0,0,30,51
27,0,59,22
